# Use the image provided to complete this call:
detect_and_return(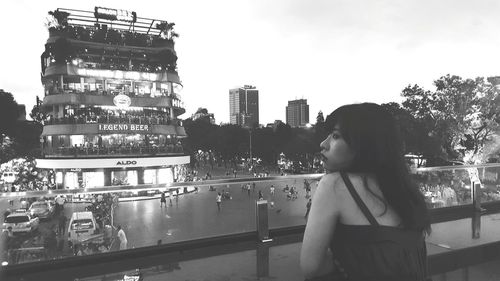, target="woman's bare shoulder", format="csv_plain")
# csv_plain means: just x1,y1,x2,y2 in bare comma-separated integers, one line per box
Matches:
317,172,346,194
